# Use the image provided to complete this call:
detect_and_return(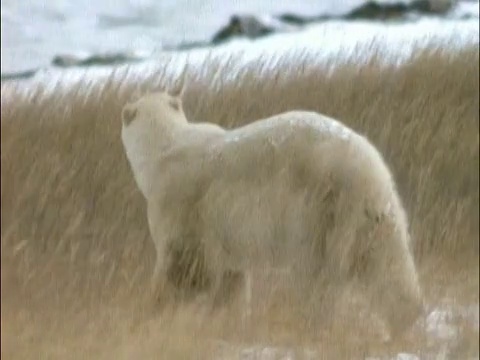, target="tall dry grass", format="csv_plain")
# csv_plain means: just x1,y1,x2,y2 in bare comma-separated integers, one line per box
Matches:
1,43,478,358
